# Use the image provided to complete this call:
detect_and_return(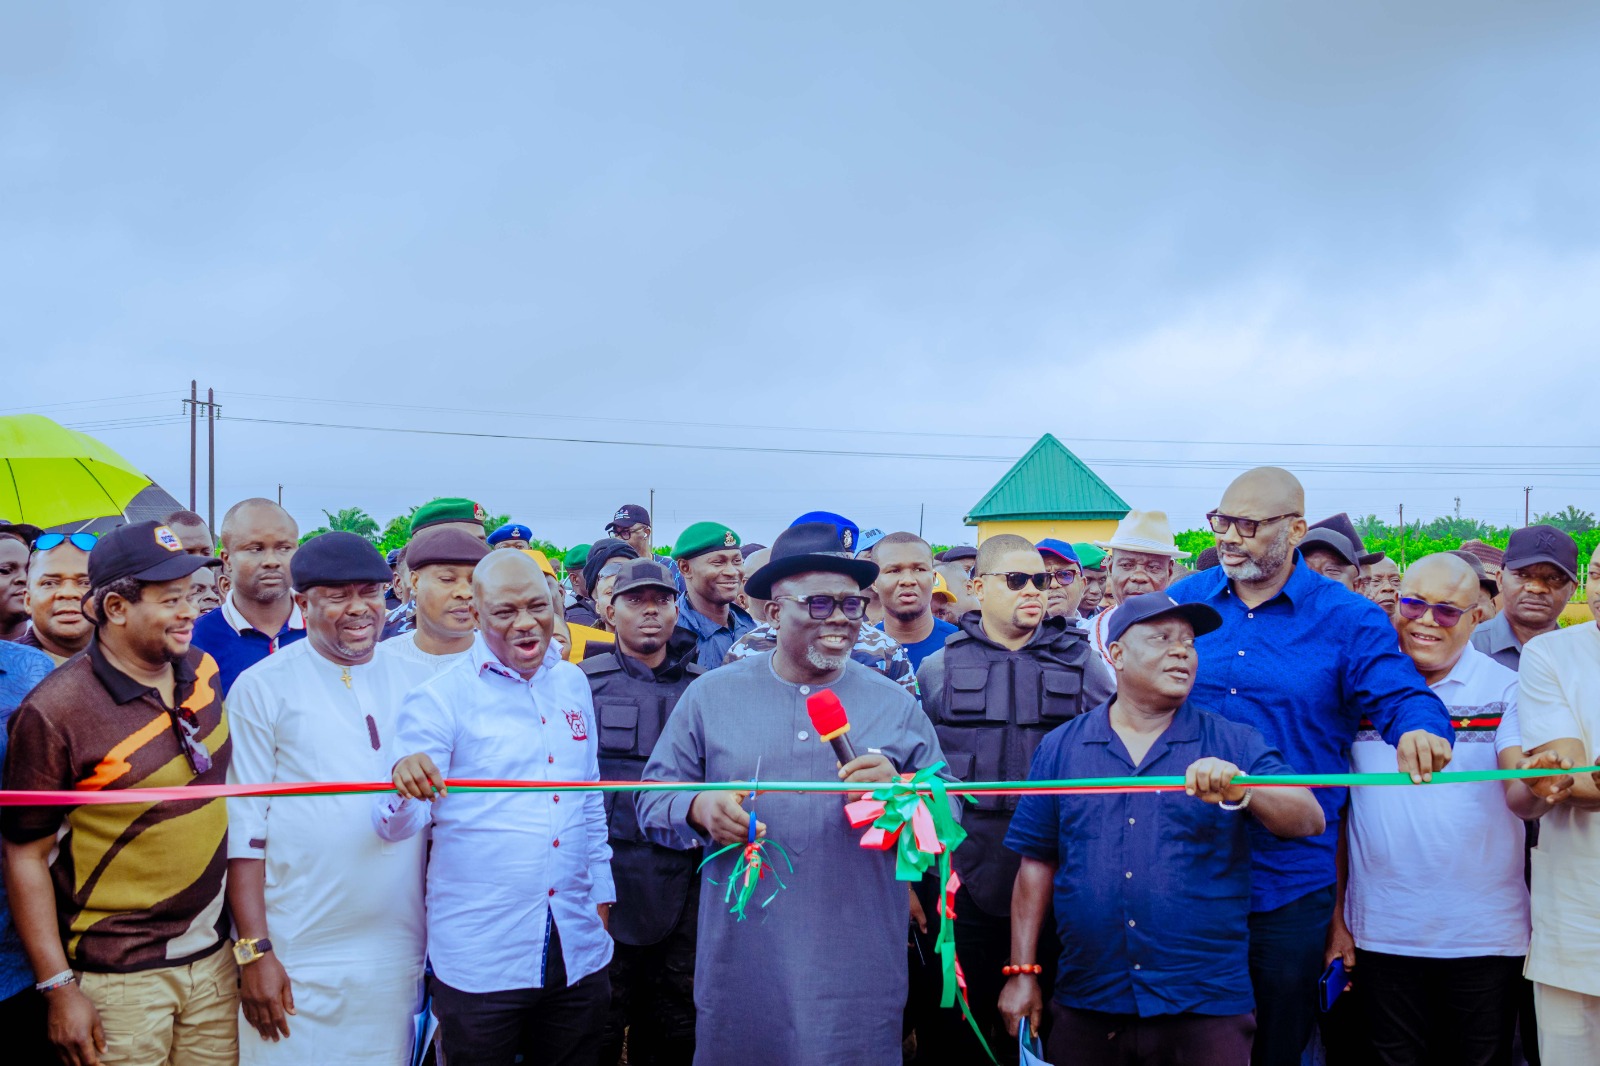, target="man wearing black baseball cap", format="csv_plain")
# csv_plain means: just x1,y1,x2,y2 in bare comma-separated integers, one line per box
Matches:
1471,524,1579,673
636,522,948,1066
3,521,235,1066
1297,527,1361,592
606,504,652,556
1001,592,1324,1066
581,558,705,1064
